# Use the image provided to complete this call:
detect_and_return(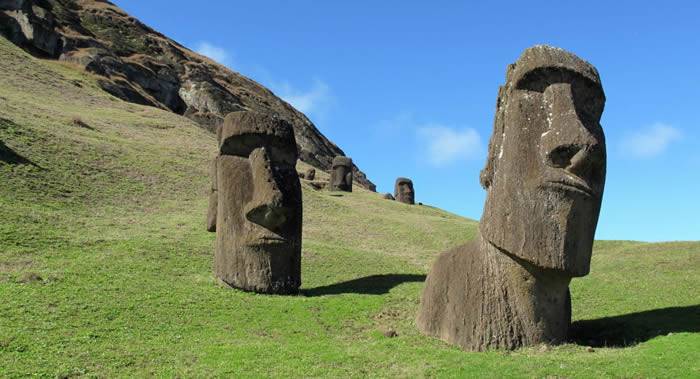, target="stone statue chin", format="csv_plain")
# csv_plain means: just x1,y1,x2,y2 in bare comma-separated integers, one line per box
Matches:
416,45,606,351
